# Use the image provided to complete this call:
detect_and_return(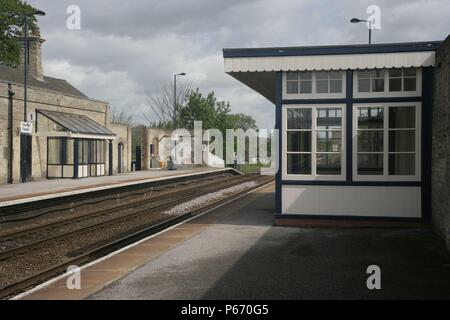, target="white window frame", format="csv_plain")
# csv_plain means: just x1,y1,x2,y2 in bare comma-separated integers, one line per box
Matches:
283,71,346,100
283,104,346,181
352,102,421,182
353,68,422,98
